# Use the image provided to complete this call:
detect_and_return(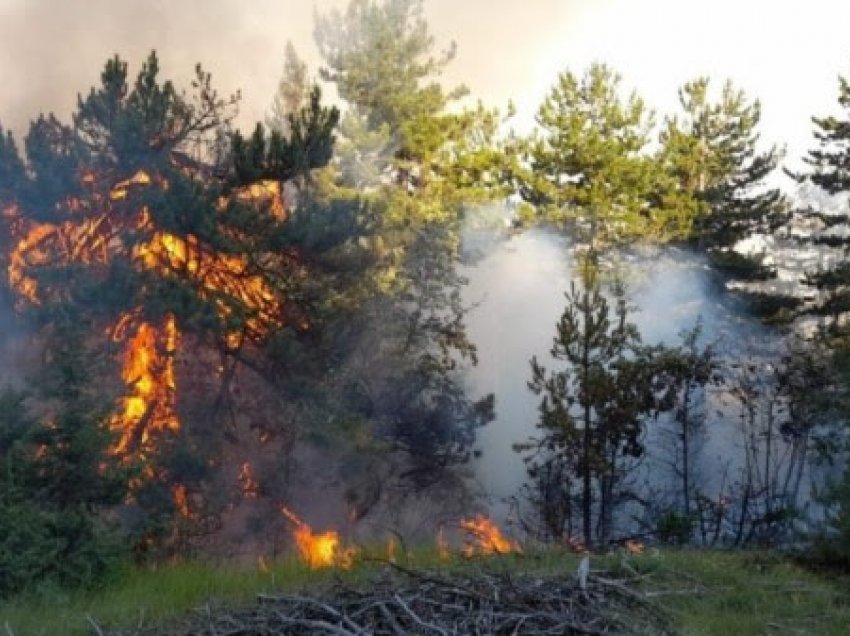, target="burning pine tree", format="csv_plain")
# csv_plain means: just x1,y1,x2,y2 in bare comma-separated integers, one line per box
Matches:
1,1,508,564
0,52,338,534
